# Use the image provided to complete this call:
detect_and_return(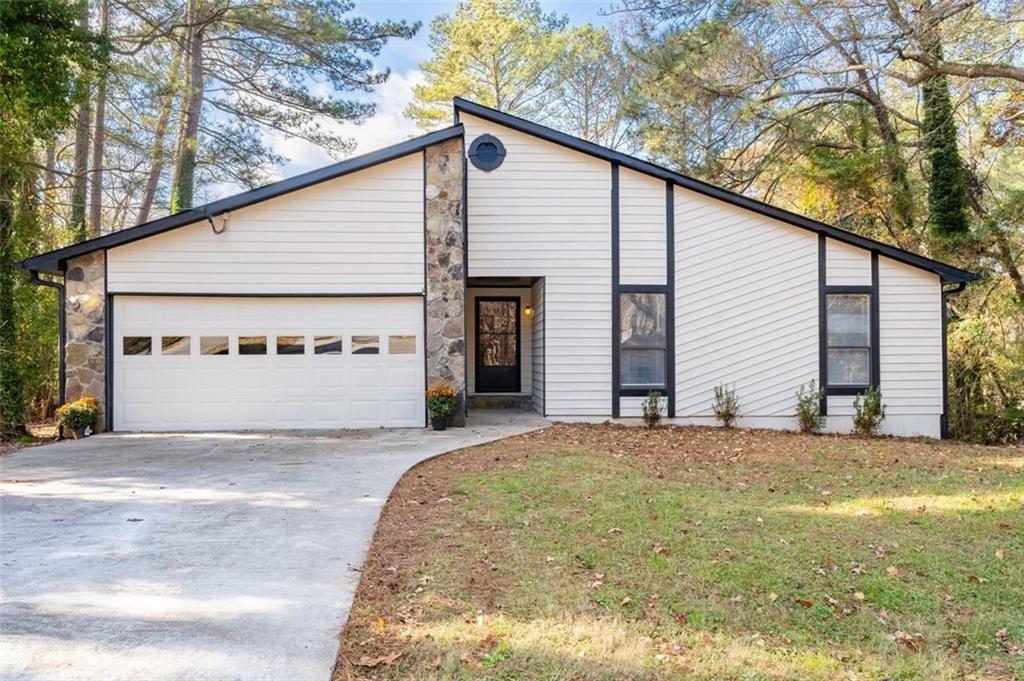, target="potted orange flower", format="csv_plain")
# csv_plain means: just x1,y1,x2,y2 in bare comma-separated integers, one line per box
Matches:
55,397,100,439
425,384,457,431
